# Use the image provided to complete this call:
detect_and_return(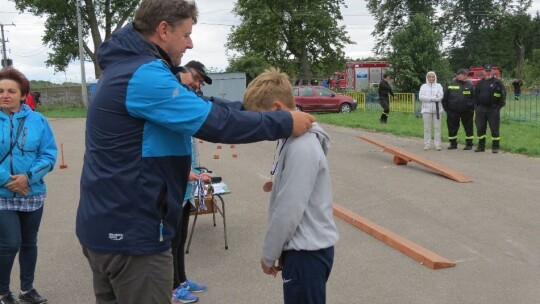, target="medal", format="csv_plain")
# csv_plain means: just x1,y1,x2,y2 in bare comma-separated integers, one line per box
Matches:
263,180,273,192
